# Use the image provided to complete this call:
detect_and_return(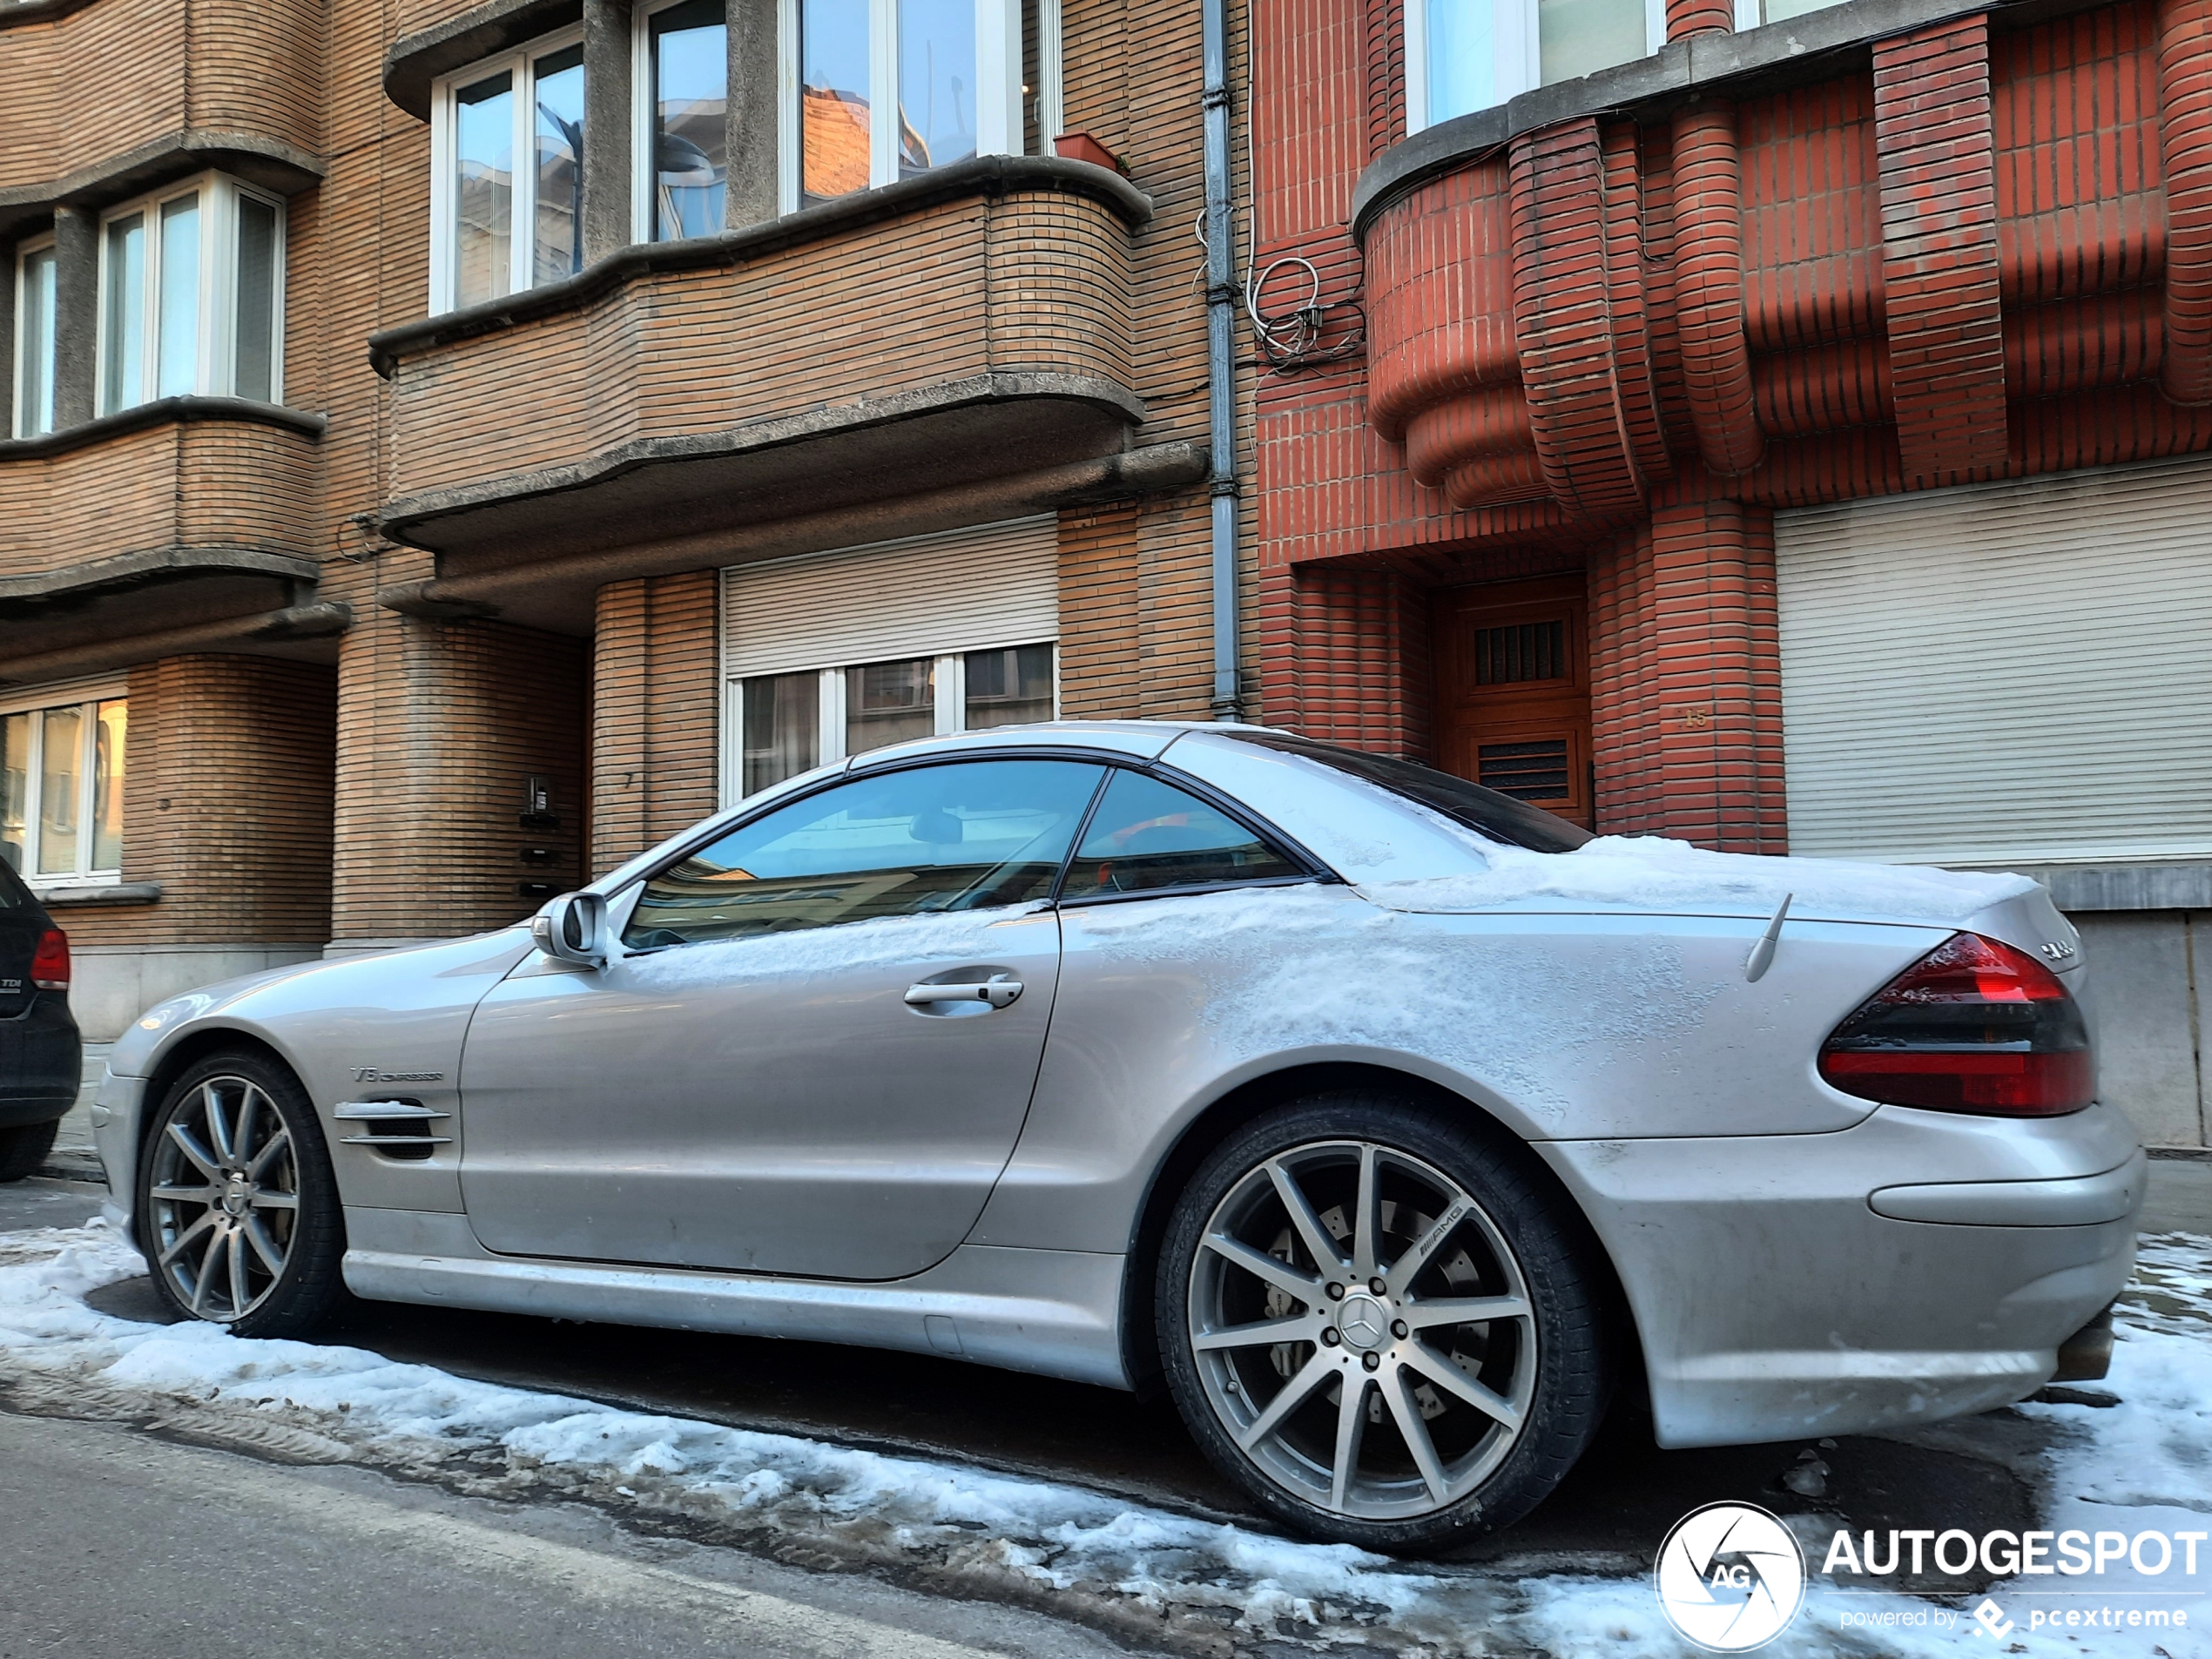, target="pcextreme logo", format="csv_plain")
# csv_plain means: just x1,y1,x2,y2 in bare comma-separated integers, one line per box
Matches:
1654,1502,1808,1651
